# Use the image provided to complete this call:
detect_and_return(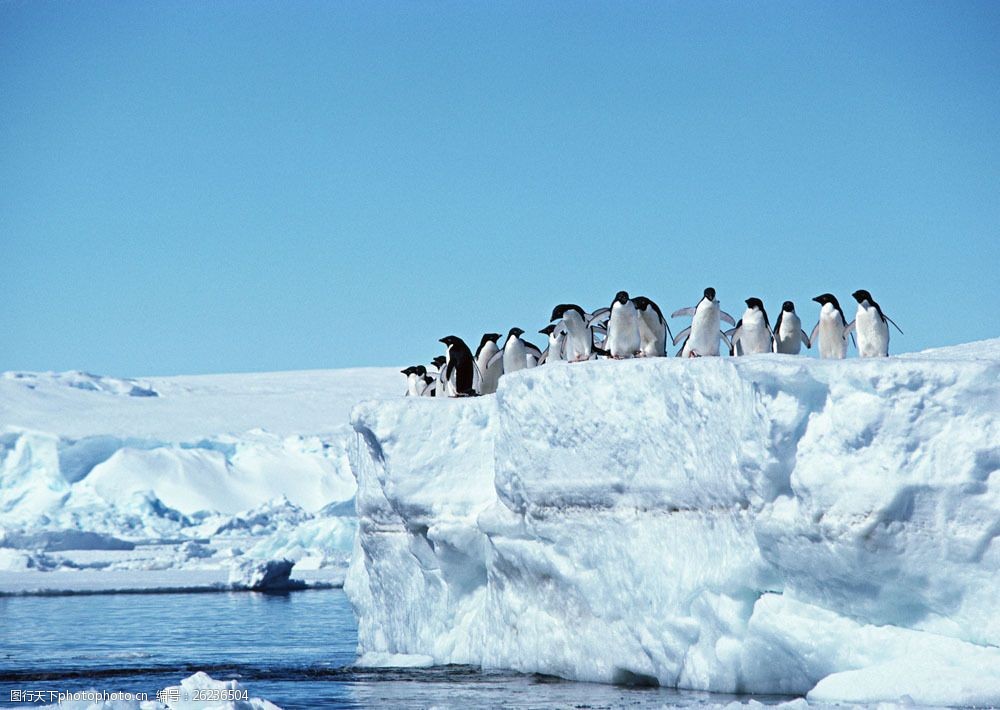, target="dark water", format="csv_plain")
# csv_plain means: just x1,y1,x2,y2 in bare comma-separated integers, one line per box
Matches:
0,590,792,708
